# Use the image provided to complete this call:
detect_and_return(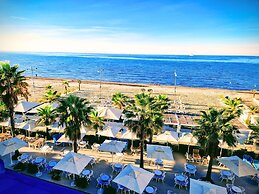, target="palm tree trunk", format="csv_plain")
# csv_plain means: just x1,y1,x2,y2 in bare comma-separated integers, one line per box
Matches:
73,140,77,153
140,125,144,168
46,126,49,140
78,83,81,91
9,107,15,137
149,133,153,144
205,141,218,181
